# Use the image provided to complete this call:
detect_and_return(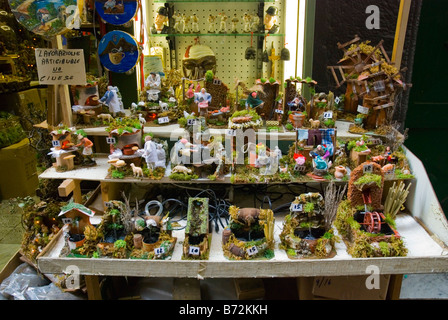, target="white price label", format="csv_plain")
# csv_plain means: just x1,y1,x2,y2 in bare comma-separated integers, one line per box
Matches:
247,246,258,256
189,246,200,256
158,117,170,124
275,109,284,114
357,105,370,115
363,164,374,173
154,247,165,256
290,203,303,212
52,140,61,147
335,97,341,104
373,80,386,92
106,137,116,144
226,129,236,136
62,218,73,224
323,111,333,119
187,119,197,126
